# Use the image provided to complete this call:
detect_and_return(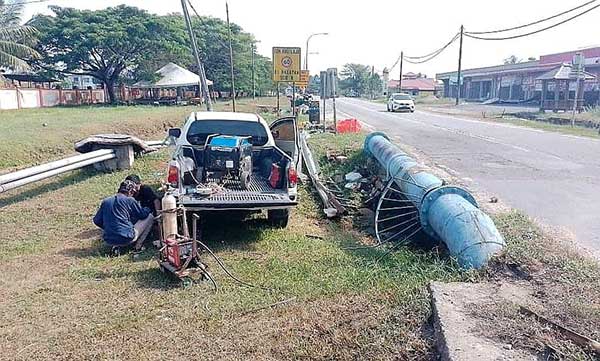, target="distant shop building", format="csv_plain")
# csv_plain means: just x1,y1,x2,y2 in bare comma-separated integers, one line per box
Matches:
436,47,600,109
386,77,438,96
